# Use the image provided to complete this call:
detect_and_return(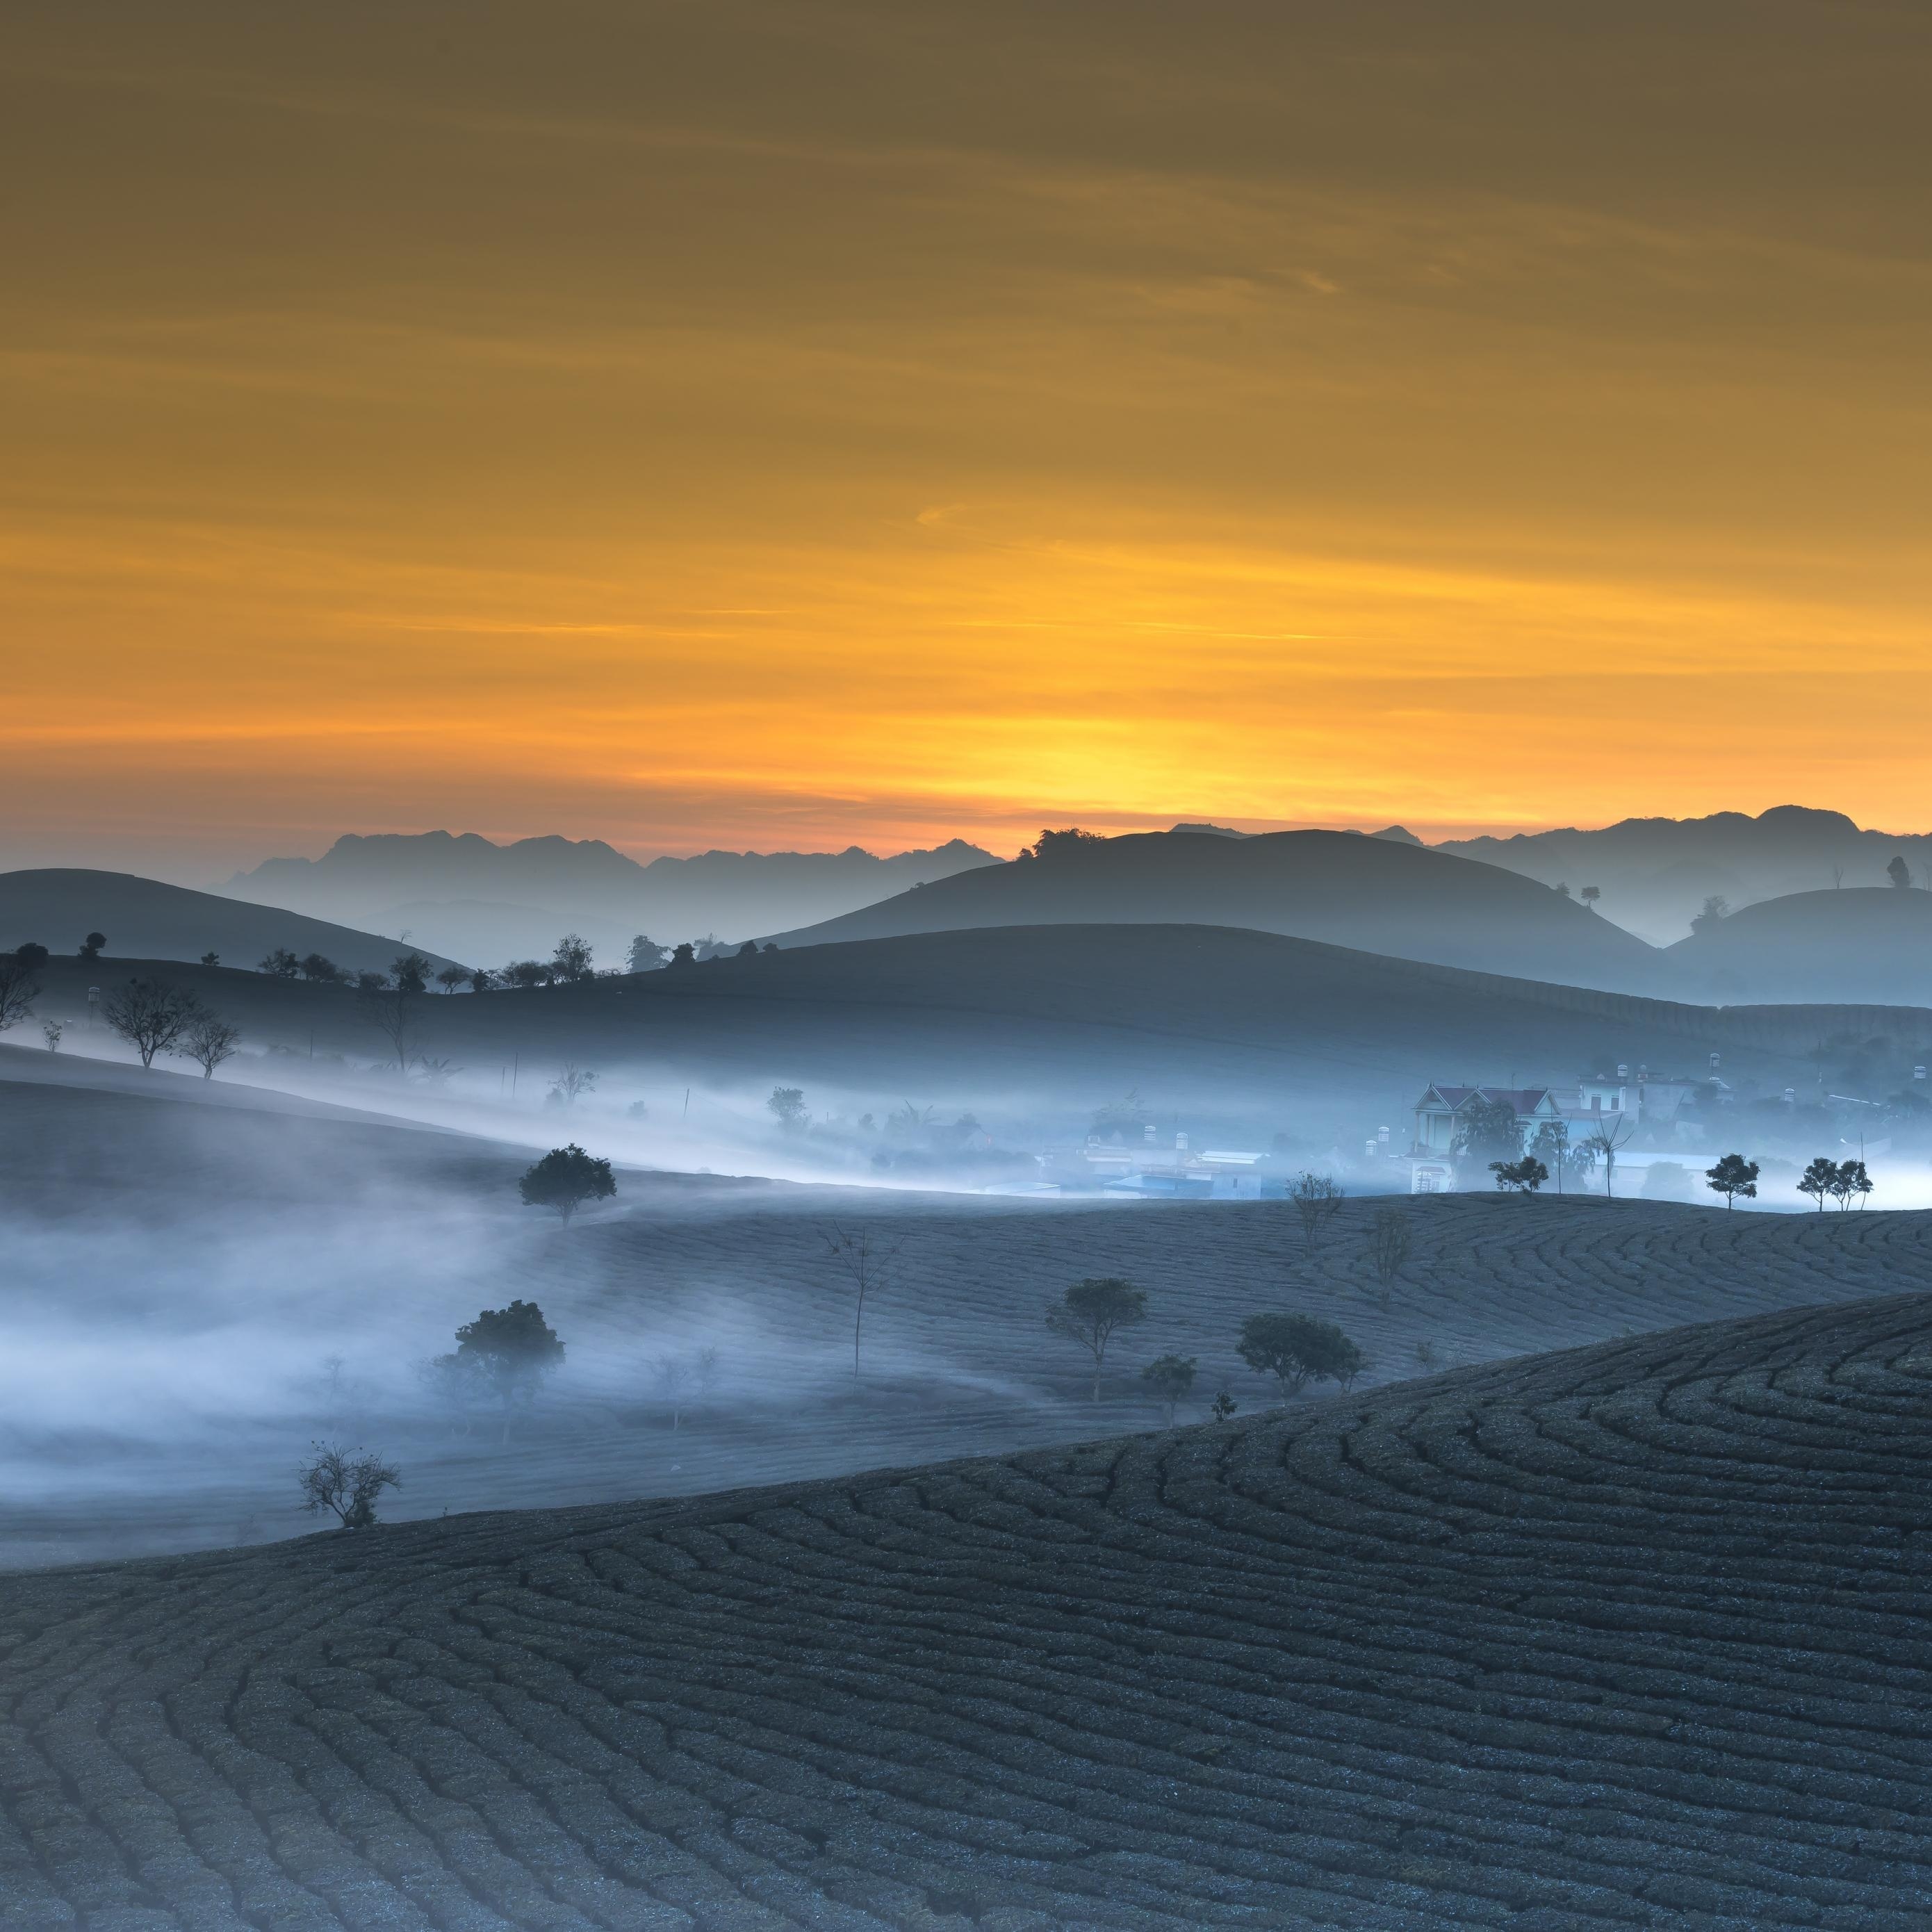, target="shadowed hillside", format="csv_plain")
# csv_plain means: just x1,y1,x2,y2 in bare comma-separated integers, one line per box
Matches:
7,1293,1931,1927
1441,804,1932,946
760,830,1669,992
0,869,463,976
1668,885,1932,1005
16,924,1894,1133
